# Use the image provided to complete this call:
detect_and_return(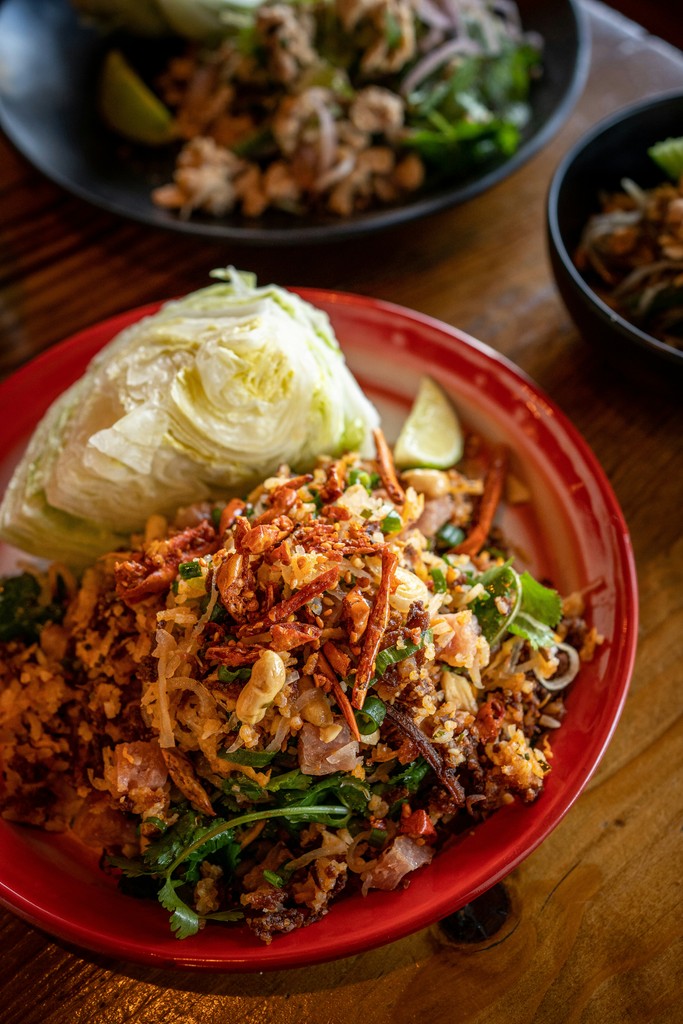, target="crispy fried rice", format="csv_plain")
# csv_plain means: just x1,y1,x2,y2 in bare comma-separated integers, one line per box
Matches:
0,429,601,942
